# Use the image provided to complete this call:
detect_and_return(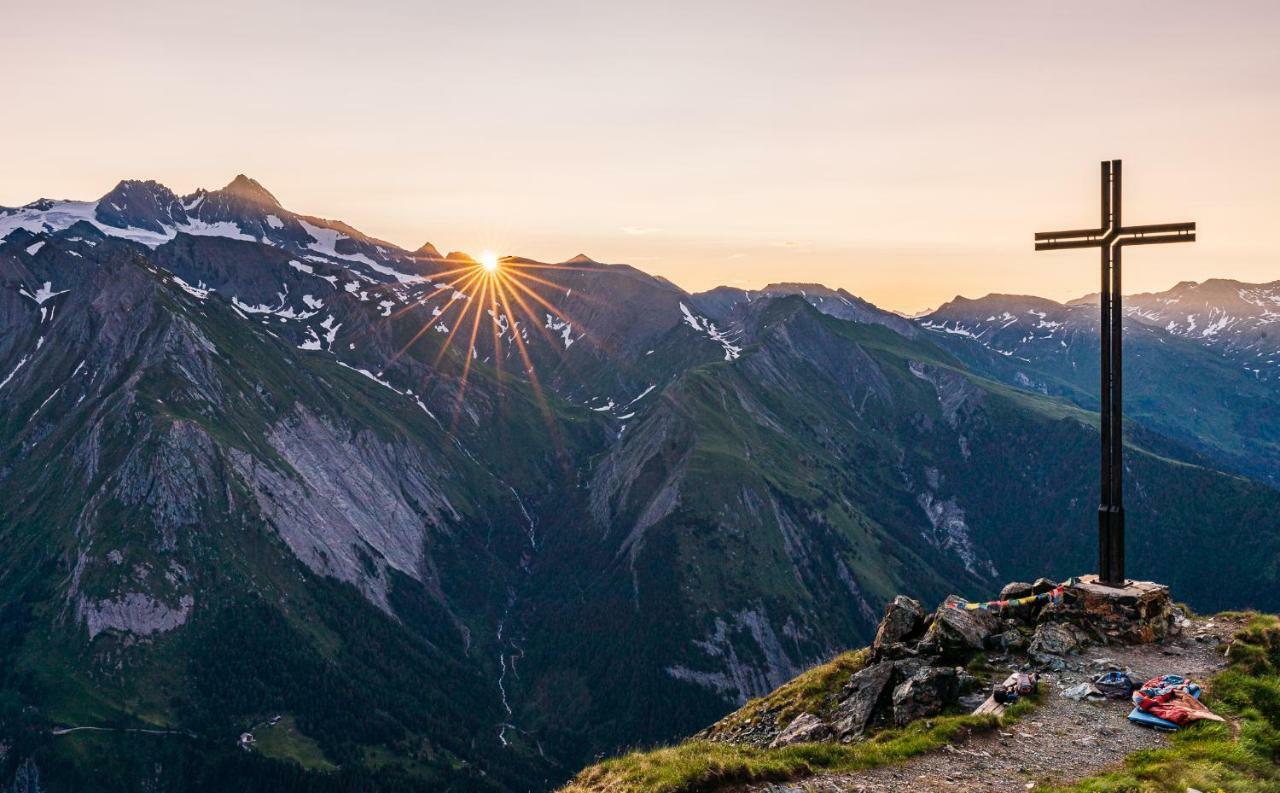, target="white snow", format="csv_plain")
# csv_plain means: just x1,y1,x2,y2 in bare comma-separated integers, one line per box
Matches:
19,281,69,306
320,315,341,346
299,328,323,351
180,219,254,241
0,199,267,249
265,214,284,229
545,314,575,348
0,356,30,390
170,274,209,299
296,218,425,284
678,303,740,361
628,385,656,405
25,241,45,255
